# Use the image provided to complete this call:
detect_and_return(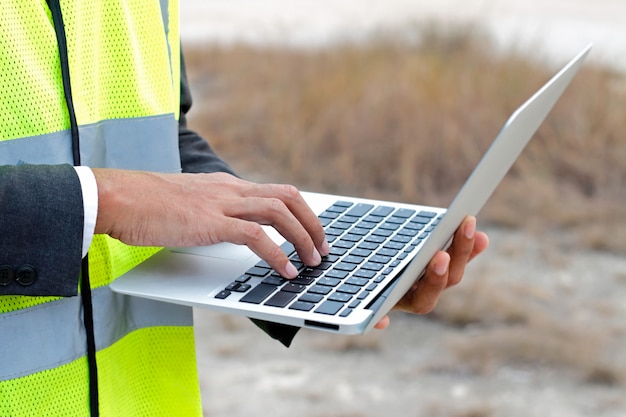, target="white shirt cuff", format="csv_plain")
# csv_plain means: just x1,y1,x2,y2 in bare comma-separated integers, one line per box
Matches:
73,166,98,258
